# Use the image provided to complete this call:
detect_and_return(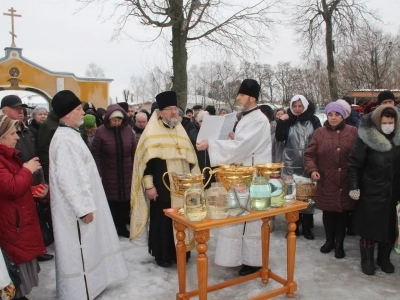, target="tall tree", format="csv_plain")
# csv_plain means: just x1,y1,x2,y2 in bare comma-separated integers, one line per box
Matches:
291,0,377,100
85,63,106,78
80,0,277,108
